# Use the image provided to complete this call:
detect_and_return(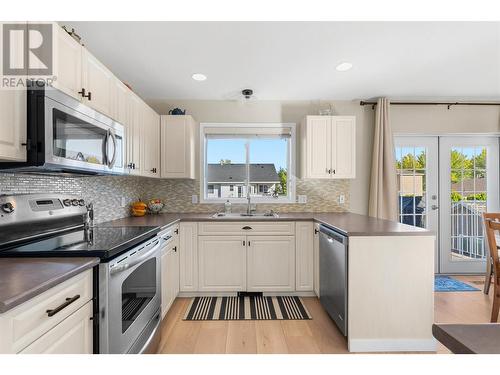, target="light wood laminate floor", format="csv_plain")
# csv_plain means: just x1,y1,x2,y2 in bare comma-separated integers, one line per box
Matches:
157,276,494,354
